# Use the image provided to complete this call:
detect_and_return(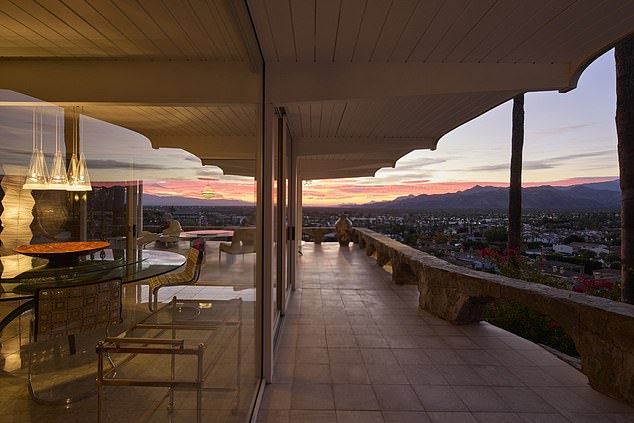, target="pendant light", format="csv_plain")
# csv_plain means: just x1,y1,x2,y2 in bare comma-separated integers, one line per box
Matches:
202,182,214,199
67,107,92,191
66,107,79,188
23,109,49,190
48,110,69,189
